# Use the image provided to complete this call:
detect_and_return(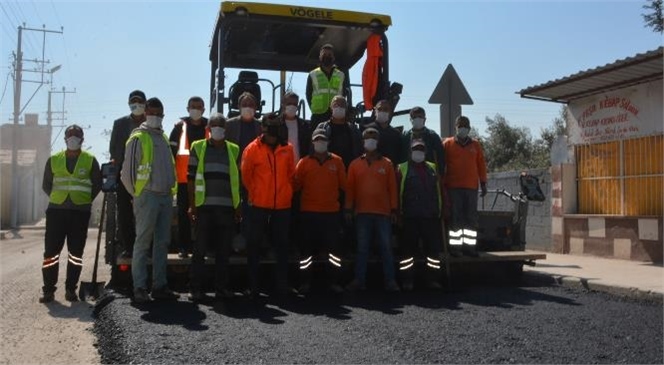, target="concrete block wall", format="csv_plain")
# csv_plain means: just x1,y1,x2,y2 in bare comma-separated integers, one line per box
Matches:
480,168,552,251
